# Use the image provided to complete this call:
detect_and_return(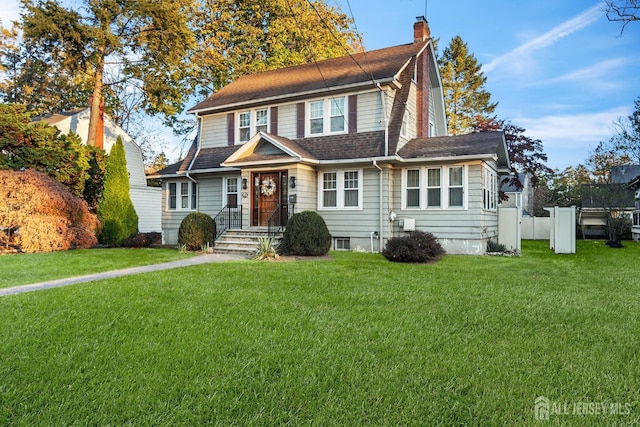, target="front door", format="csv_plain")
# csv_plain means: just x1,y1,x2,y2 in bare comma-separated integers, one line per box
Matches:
252,172,288,226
